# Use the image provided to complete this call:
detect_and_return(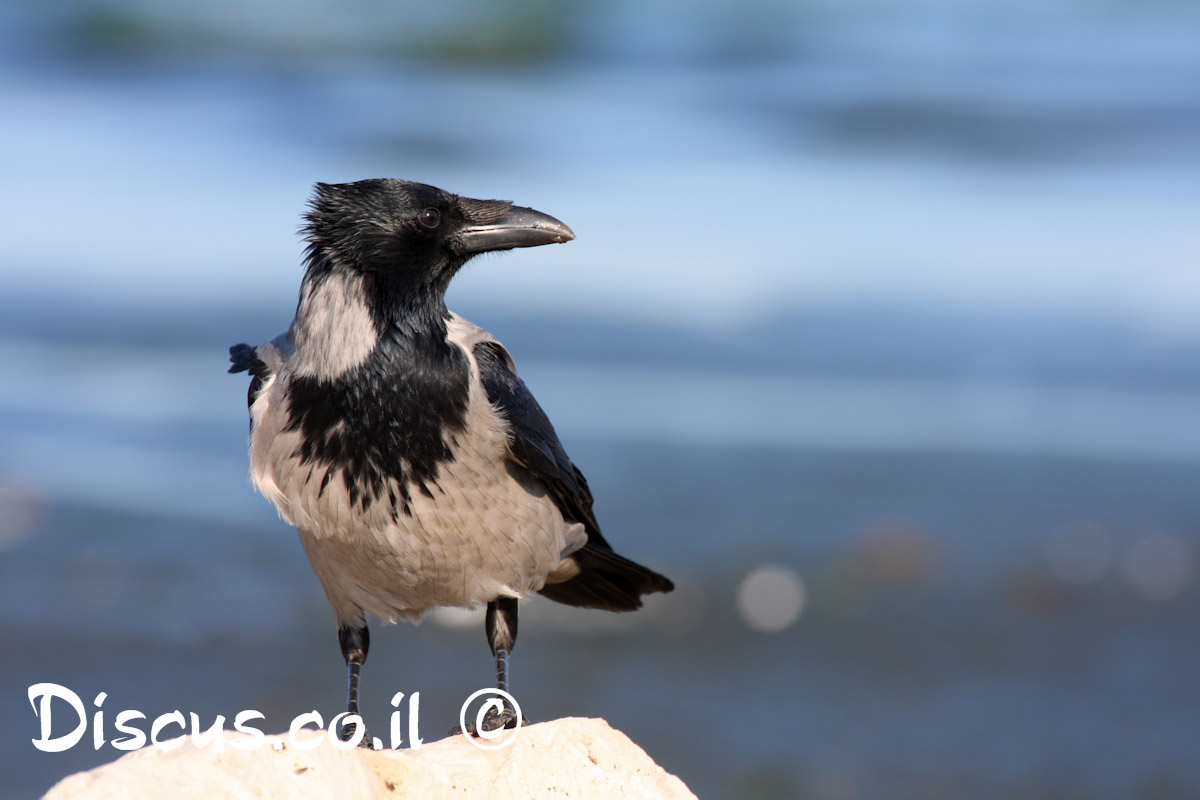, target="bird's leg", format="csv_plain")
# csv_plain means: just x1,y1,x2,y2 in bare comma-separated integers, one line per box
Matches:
449,598,531,737
482,597,524,732
486,597,517,694
337,623,373,746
